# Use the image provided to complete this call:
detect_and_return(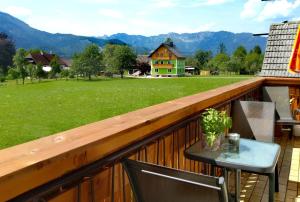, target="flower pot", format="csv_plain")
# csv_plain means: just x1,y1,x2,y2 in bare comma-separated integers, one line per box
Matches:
203,133,224,151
